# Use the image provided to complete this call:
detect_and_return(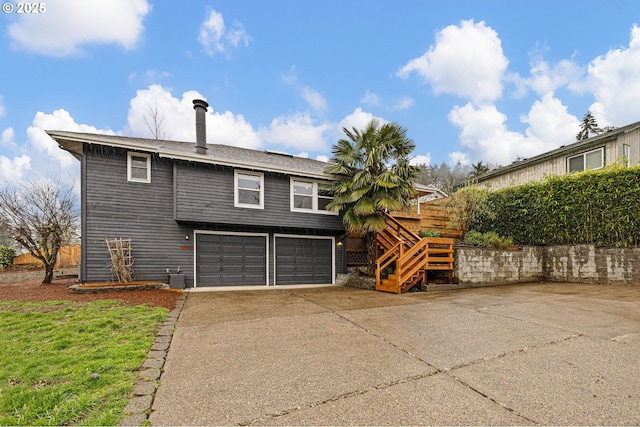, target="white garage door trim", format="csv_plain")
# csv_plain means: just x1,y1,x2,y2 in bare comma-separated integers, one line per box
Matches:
273,234,335,286
194,230,269,288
